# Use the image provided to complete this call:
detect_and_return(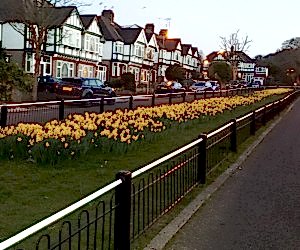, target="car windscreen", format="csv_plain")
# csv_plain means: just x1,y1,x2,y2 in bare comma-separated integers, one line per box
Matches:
194,82,206,86
61,78,82,85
